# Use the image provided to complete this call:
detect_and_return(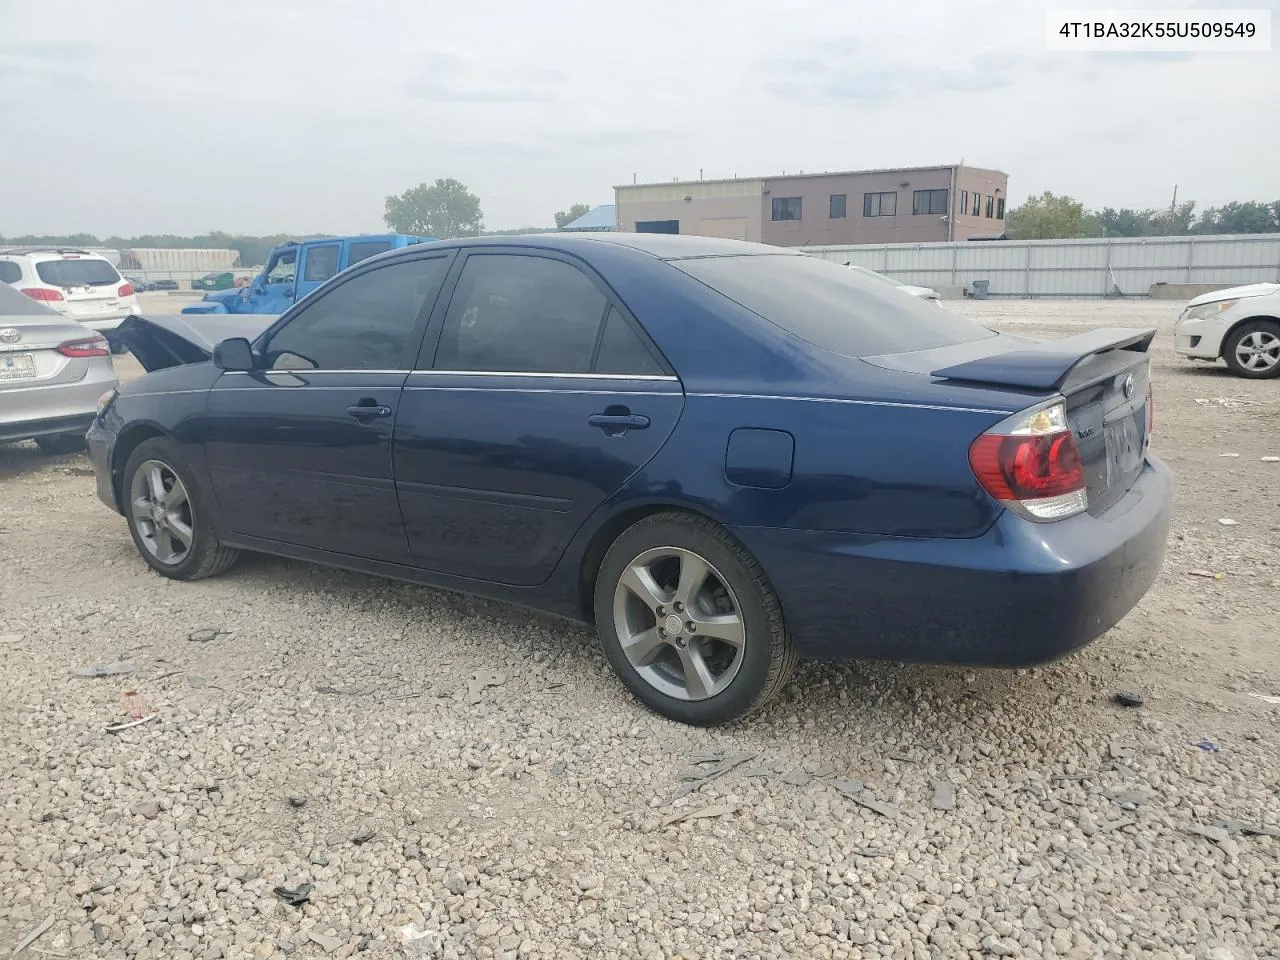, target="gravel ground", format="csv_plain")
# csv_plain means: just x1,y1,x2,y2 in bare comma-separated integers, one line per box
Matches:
1,298,1277,960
